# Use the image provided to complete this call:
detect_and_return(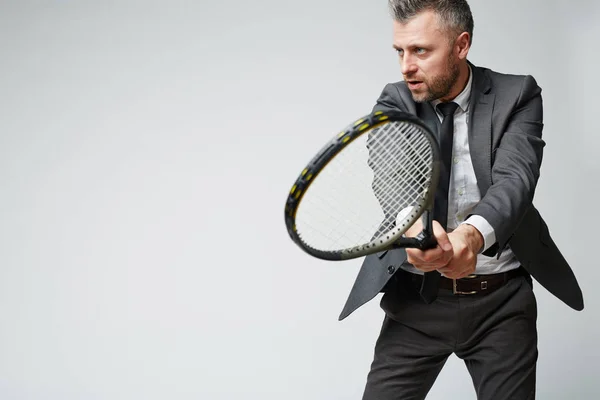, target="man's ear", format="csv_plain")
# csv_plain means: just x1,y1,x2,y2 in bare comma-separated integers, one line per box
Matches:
456,32,471,60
